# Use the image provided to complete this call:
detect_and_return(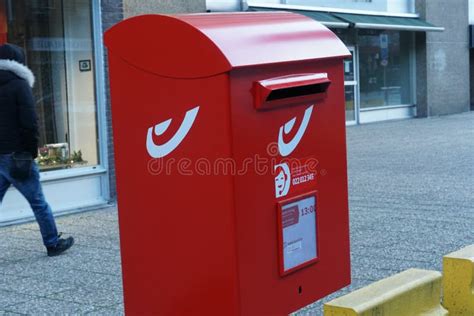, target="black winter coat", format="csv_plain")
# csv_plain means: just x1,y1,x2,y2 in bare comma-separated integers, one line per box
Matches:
0,44,39,158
